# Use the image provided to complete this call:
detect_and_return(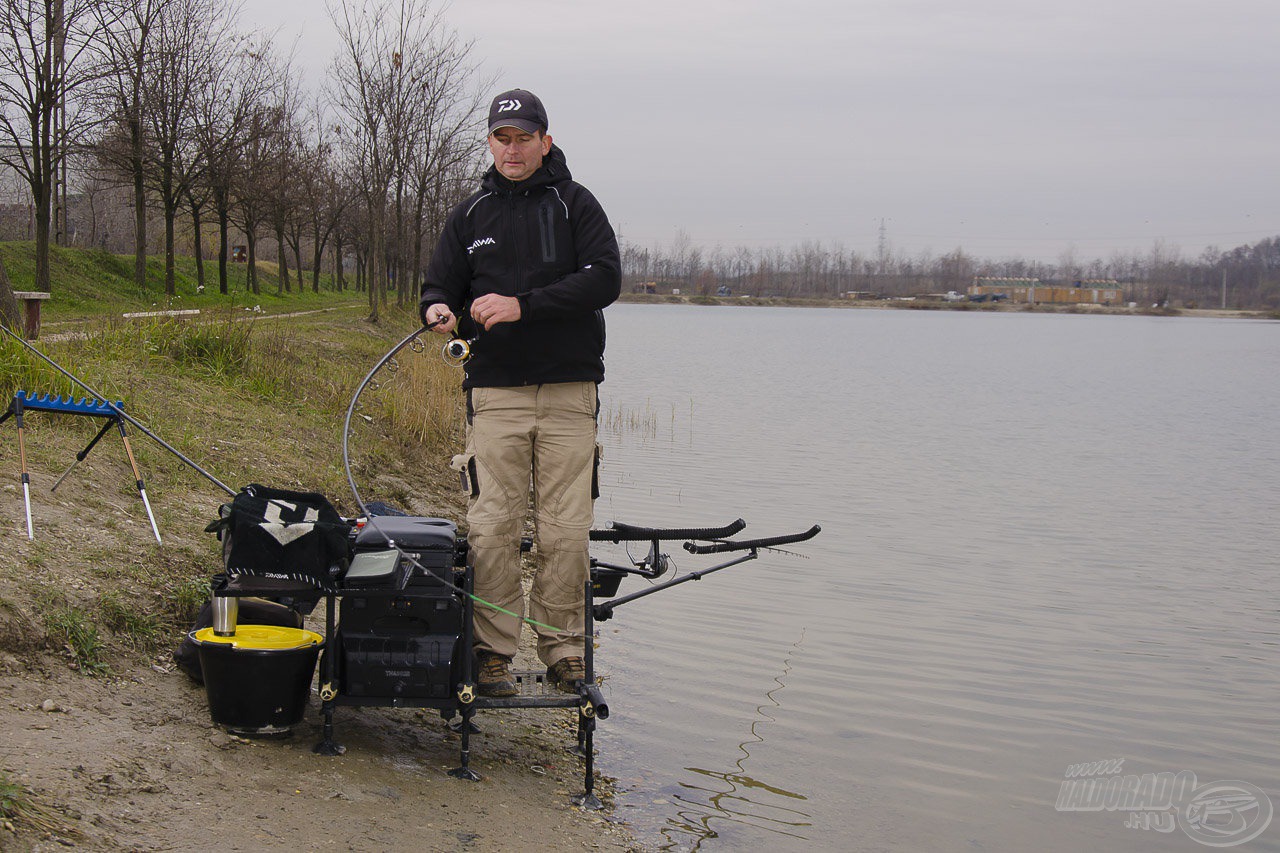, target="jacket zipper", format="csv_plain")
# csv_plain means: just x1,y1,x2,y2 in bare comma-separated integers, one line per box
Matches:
538,198,556,262
509,192,527,295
